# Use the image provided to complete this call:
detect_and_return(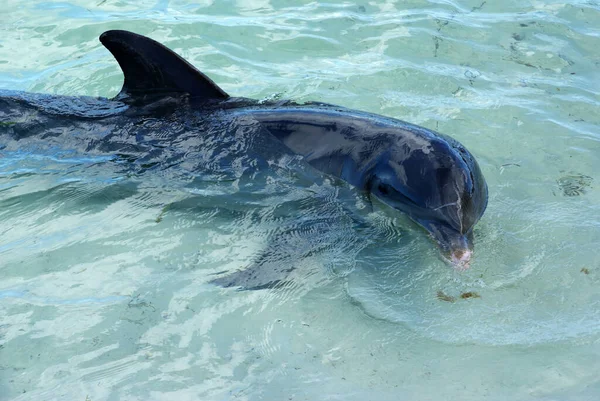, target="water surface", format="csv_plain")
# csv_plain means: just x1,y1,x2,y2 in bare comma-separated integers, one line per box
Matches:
1,1,599,400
